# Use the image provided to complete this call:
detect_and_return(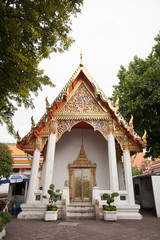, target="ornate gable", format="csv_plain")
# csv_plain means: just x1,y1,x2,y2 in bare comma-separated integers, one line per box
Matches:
17,57,146,153
56,81,106,116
